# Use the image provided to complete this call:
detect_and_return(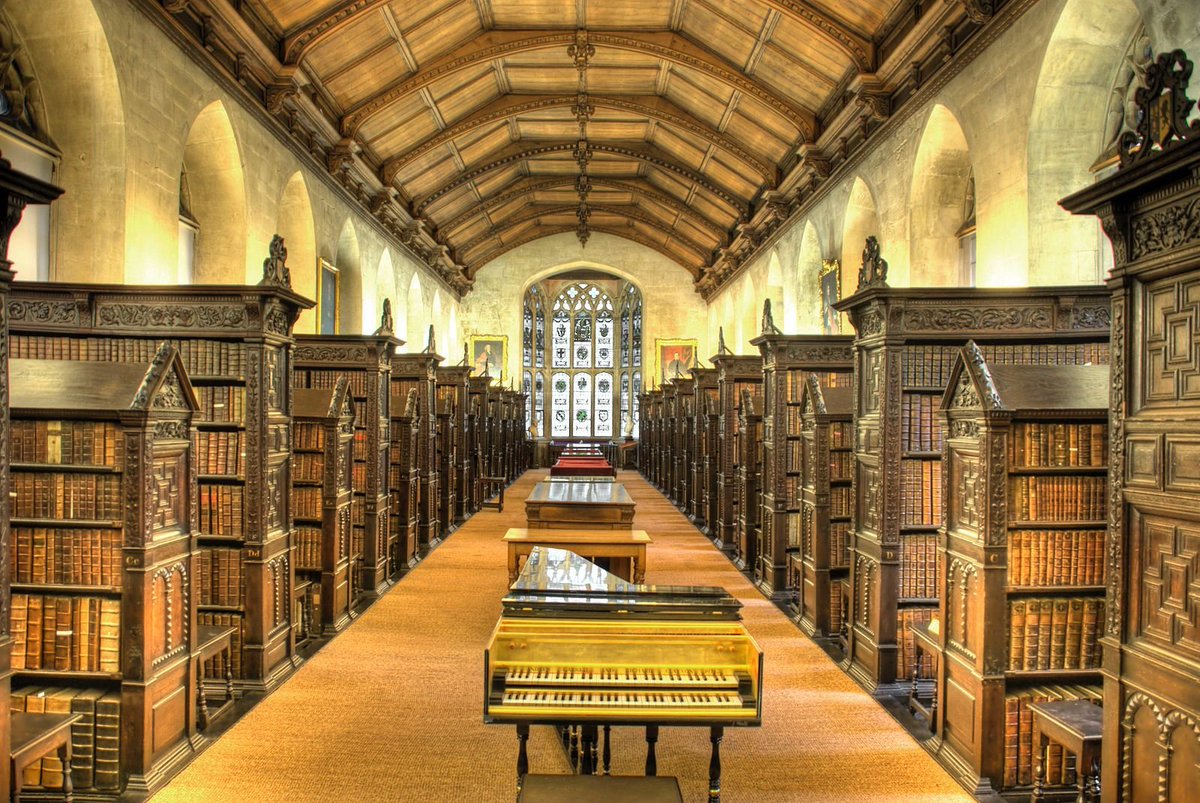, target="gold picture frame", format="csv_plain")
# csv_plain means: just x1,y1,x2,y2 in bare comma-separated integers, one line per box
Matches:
656,338,697,385
820,259,841,335
468,334,507,382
